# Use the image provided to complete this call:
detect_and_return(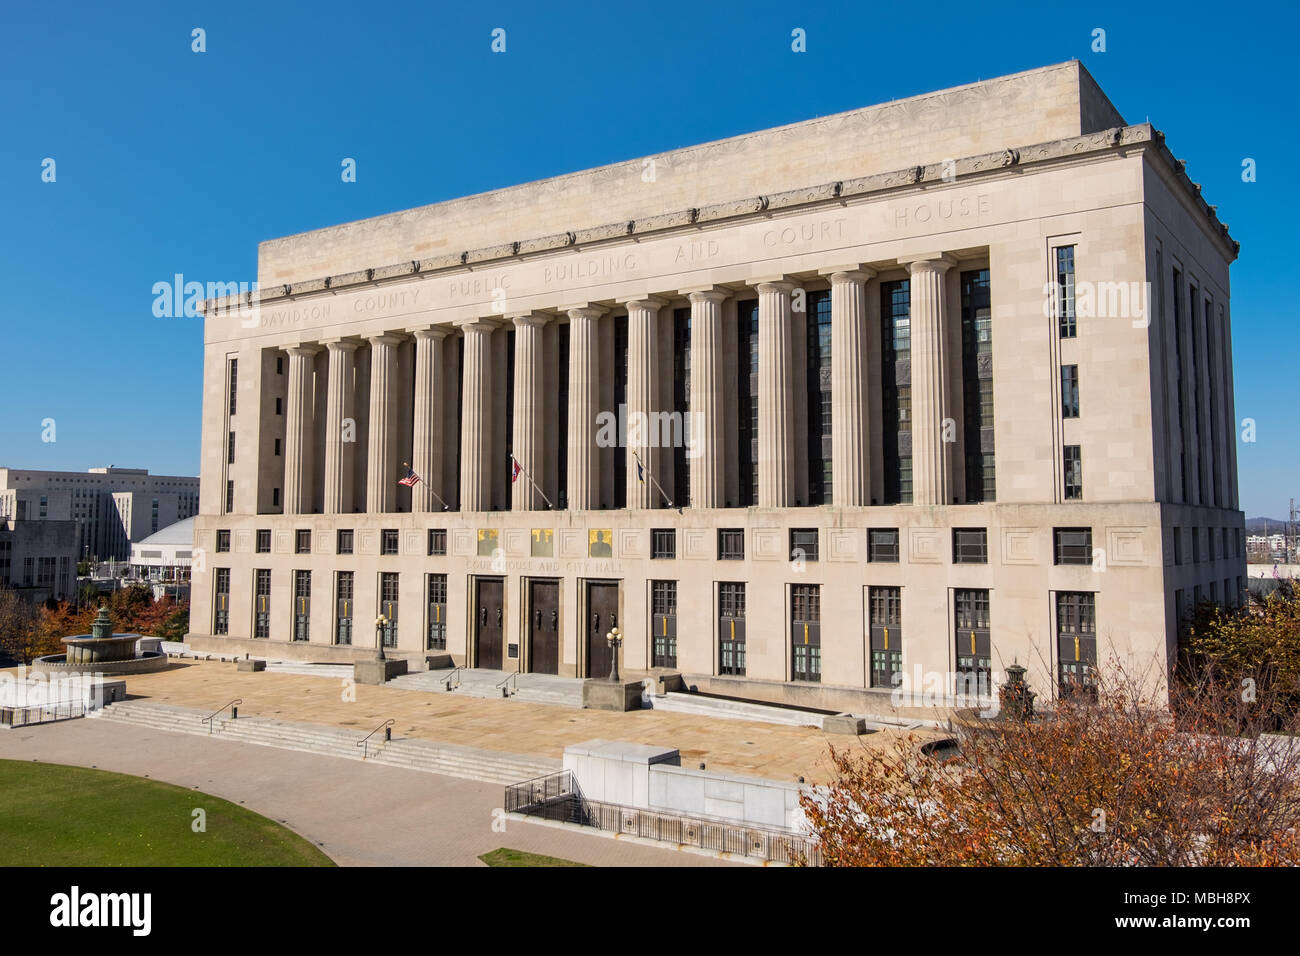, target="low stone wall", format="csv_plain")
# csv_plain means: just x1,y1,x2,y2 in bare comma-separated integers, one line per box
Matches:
186,633,448,670
31,653,169,677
